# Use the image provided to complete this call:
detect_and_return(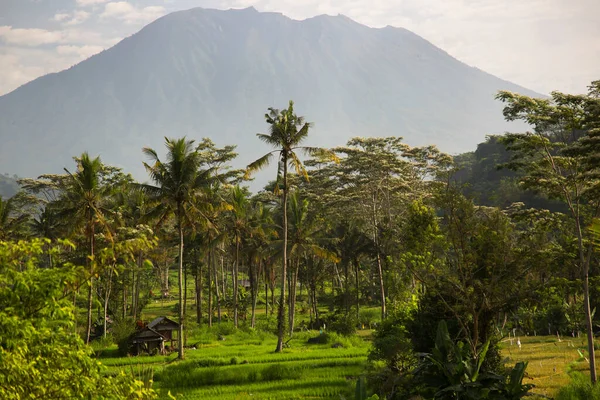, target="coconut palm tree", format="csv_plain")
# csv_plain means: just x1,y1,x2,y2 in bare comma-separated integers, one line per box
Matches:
141,137,213,360
246,101,337,352
62,153,110,344
0,195,28,240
